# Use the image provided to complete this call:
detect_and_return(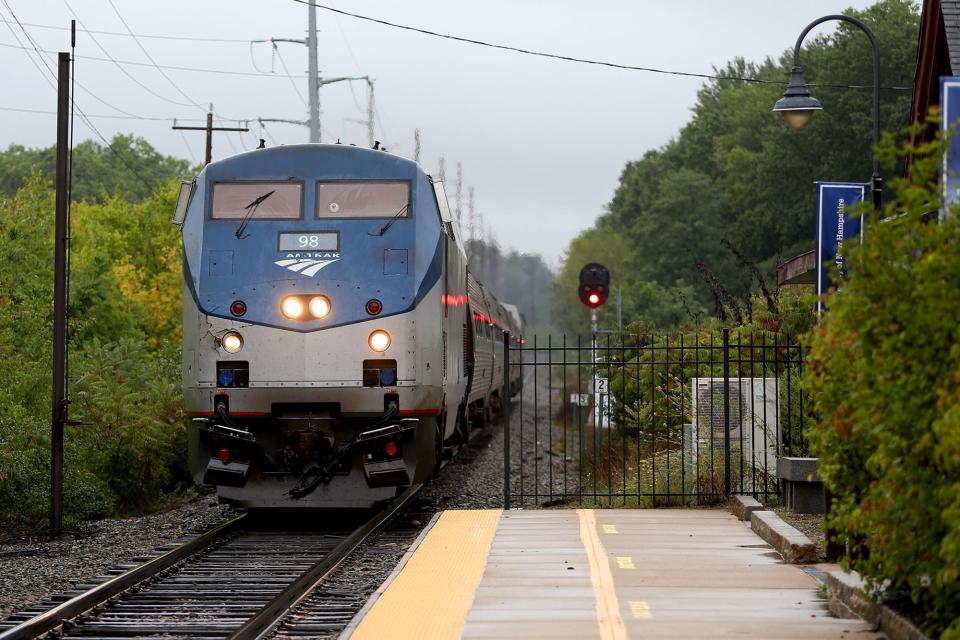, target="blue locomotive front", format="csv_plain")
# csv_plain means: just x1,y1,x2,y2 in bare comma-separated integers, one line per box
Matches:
176,144,470,509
